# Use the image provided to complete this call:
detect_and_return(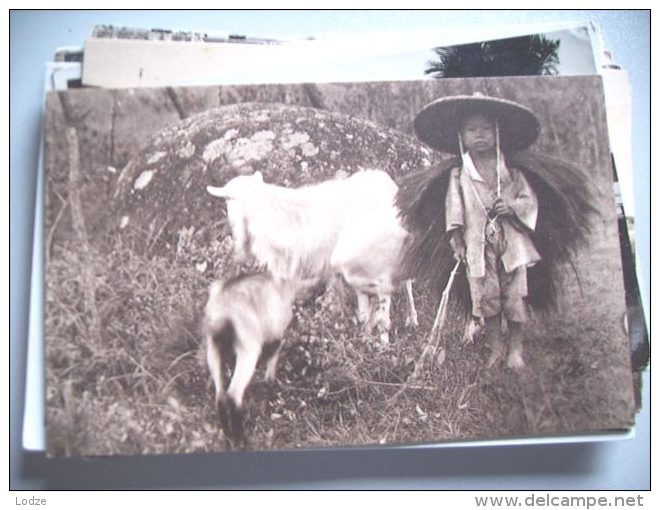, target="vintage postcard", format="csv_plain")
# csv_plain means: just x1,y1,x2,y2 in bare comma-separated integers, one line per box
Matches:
76,23,649,376
44,76,635,456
